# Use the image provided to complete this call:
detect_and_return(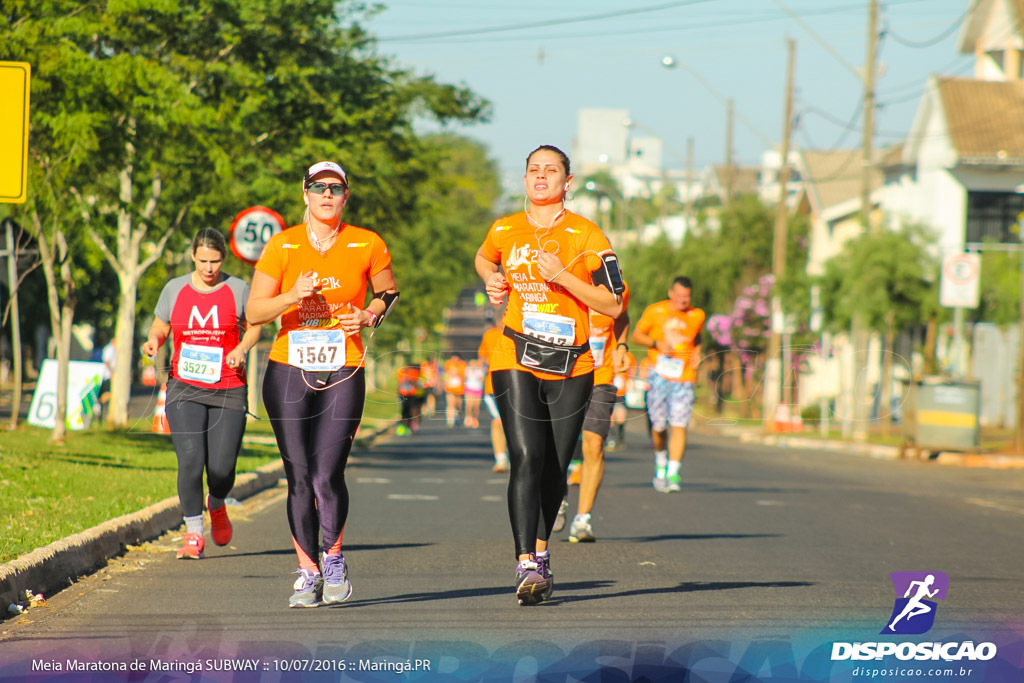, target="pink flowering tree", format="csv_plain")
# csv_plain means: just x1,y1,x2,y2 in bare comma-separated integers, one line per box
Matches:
705,274,775,415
